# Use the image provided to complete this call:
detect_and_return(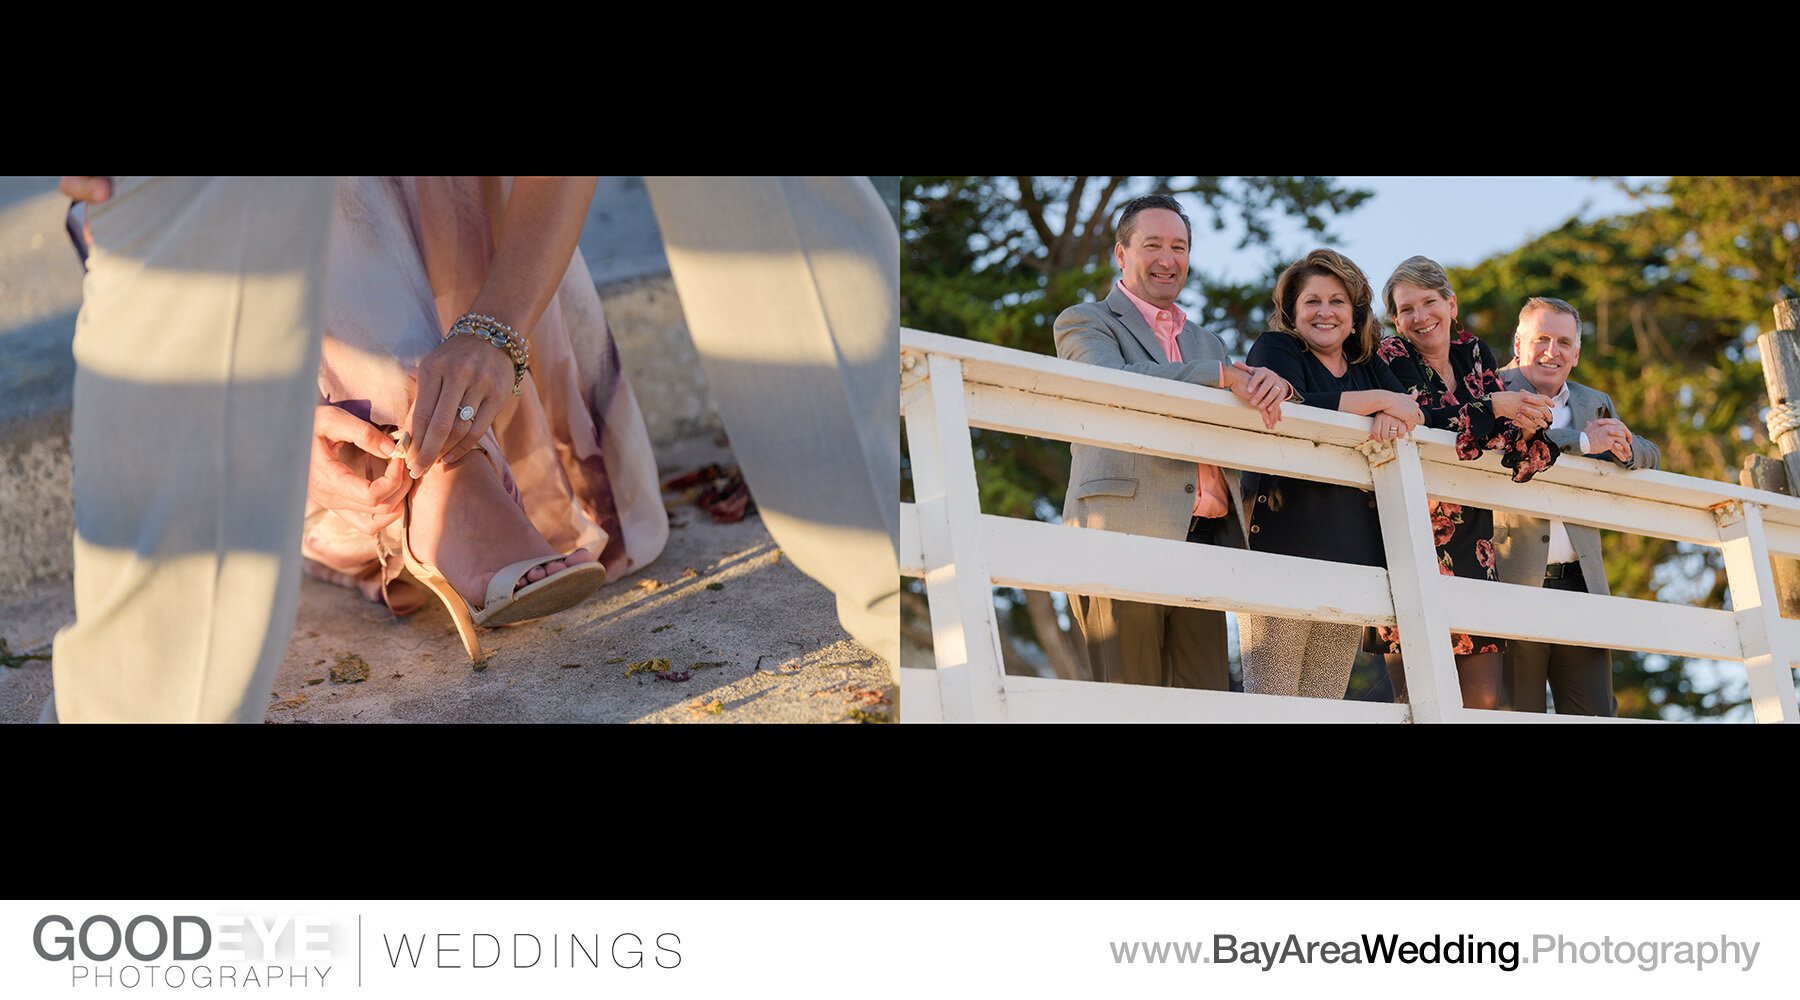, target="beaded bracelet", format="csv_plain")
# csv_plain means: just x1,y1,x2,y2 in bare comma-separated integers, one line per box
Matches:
445,313,530,396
